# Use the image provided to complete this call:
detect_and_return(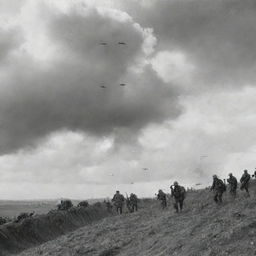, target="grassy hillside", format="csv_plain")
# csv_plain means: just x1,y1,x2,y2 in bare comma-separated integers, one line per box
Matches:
15,180,256,256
